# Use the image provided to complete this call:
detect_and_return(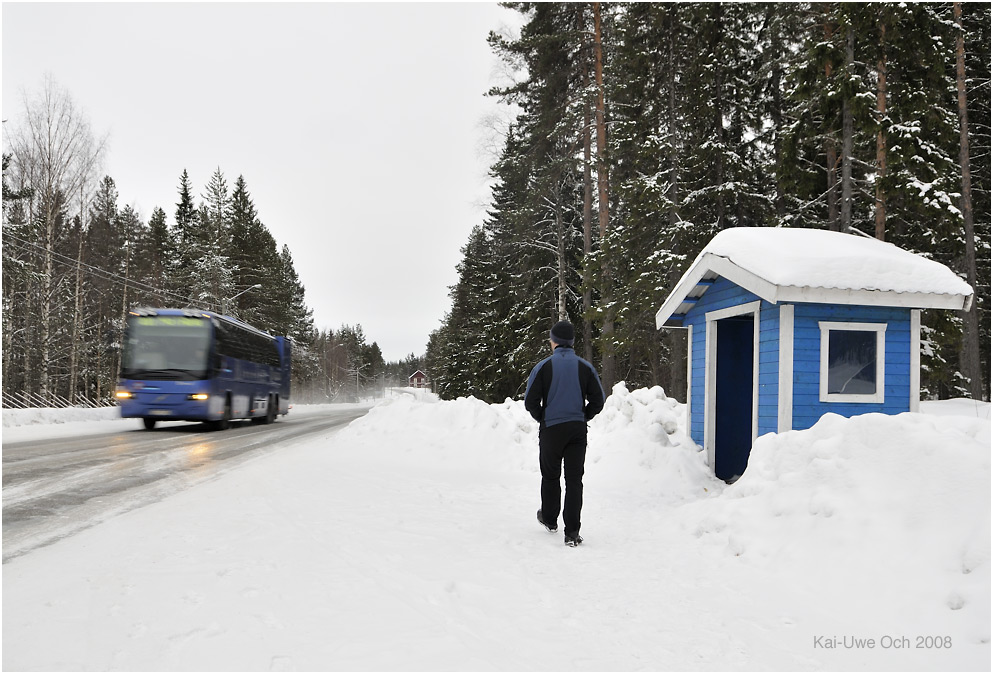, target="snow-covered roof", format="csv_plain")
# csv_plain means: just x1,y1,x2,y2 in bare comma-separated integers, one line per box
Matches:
656,228,974,328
